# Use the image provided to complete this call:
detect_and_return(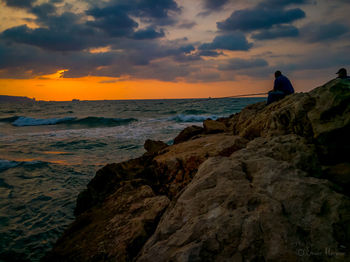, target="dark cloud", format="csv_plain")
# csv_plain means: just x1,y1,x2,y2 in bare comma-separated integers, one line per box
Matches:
178,45,195,53
30,2,56,20
259,0,309,8
2,0,36,9
133,0,180,19
203,0,229,11
86,6,138,37
199,33,252,51
218,58,268,71
132,27,165,40
198,50,223,57
2,25,95,51
252,25,299,40
217,7,305,32
300,22,349,42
